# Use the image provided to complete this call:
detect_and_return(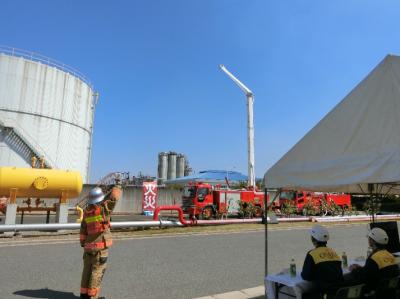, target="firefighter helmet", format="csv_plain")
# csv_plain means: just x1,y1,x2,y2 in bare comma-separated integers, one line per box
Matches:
368,227,389,245
310,224,329,242
87,187,105,205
